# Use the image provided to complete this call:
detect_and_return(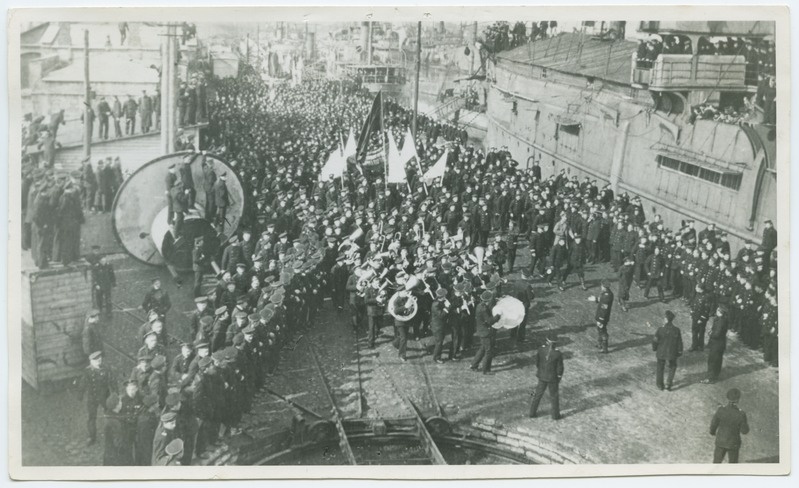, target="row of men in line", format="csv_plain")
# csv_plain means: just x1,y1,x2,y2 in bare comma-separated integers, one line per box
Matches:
79,206,332,464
